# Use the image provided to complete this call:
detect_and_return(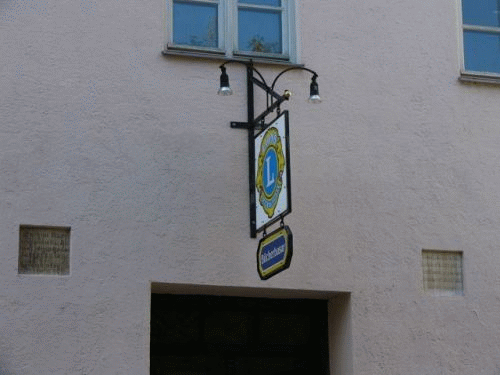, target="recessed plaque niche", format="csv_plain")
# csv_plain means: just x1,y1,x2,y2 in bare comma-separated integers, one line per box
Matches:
18,225,70,275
